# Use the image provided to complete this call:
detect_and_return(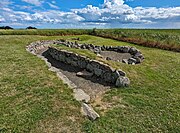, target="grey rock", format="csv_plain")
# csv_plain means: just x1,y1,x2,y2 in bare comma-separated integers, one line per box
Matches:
86,63,94,72
76,70,93,78
74,89,90,103
129,47,138,55
77,60,87,69
111,70,120,83
115,76,130,87
128,58,137,64
103,72,112,82
133,57,142,64
122,59,128,64
82,103,100,120
94,68,102,77
122,46,130,53
106,57,112,60
118,70,126,76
